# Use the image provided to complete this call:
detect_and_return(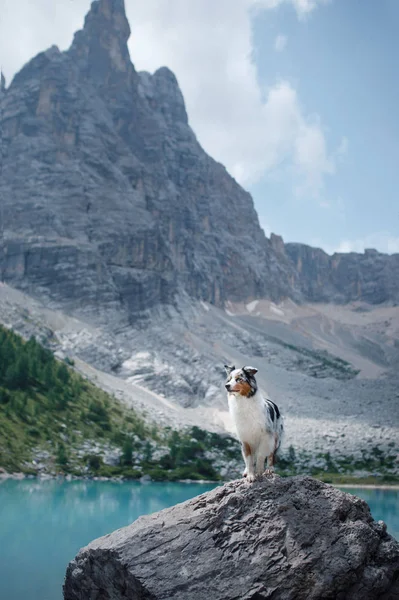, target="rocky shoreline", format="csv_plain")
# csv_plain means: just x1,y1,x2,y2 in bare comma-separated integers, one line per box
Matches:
0,469,217,485
2,470,398,488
